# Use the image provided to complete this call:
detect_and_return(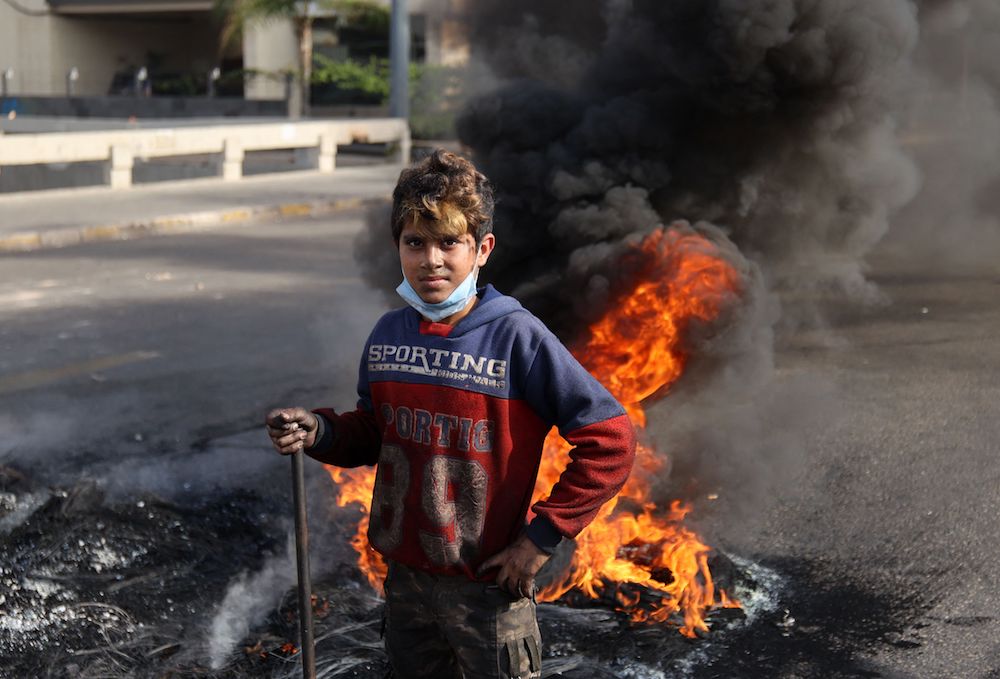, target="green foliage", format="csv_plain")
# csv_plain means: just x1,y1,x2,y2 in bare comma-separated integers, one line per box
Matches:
311,55,464,139
213,0,304,50
151,73,202,97
214,0,387,51
312,54,389,103
135,69,251,97
211,0,466,137
215,69,253,96
330,0,389,33
409,63,464,140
